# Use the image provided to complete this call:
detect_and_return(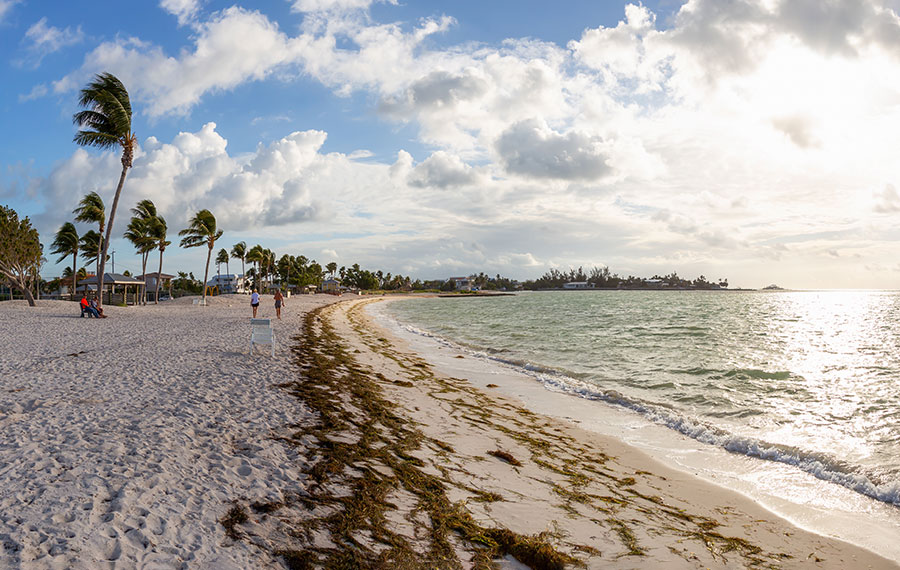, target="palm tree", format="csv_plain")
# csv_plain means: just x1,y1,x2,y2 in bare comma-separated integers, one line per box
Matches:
50,222,80,300
246,244,264,291
79,230,104,296
73,192,105,283
230,241,247,292
123,217,154,304
179,209,223,305
127,199,159,304
73,72,135,307
216,248,229,292
148,215,170,304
